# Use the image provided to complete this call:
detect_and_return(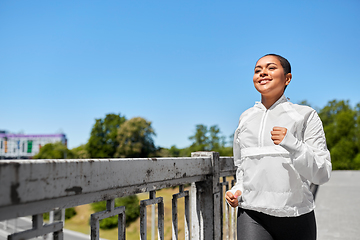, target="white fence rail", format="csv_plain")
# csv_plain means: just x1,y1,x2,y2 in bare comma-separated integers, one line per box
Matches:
0,151,236,240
